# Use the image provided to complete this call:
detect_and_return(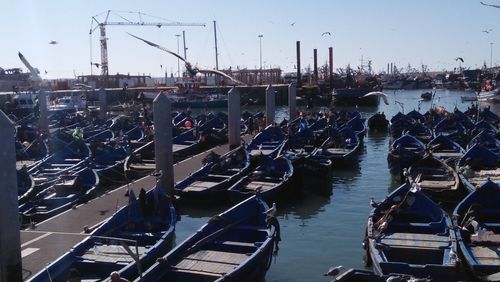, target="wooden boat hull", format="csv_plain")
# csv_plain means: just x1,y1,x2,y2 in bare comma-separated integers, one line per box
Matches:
28,183,176,282
366,183,459,280
139,195,277,282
